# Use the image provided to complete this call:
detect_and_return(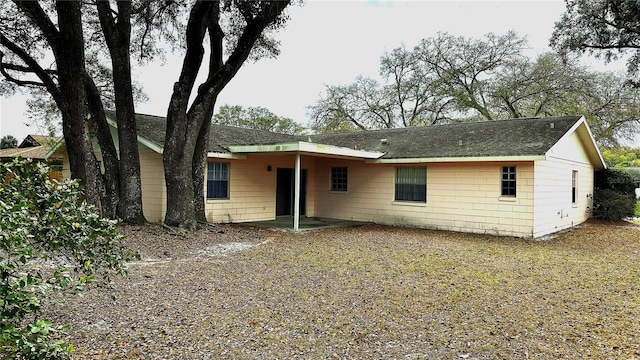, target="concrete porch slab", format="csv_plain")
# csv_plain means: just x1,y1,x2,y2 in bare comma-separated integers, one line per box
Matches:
246,216,366,232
